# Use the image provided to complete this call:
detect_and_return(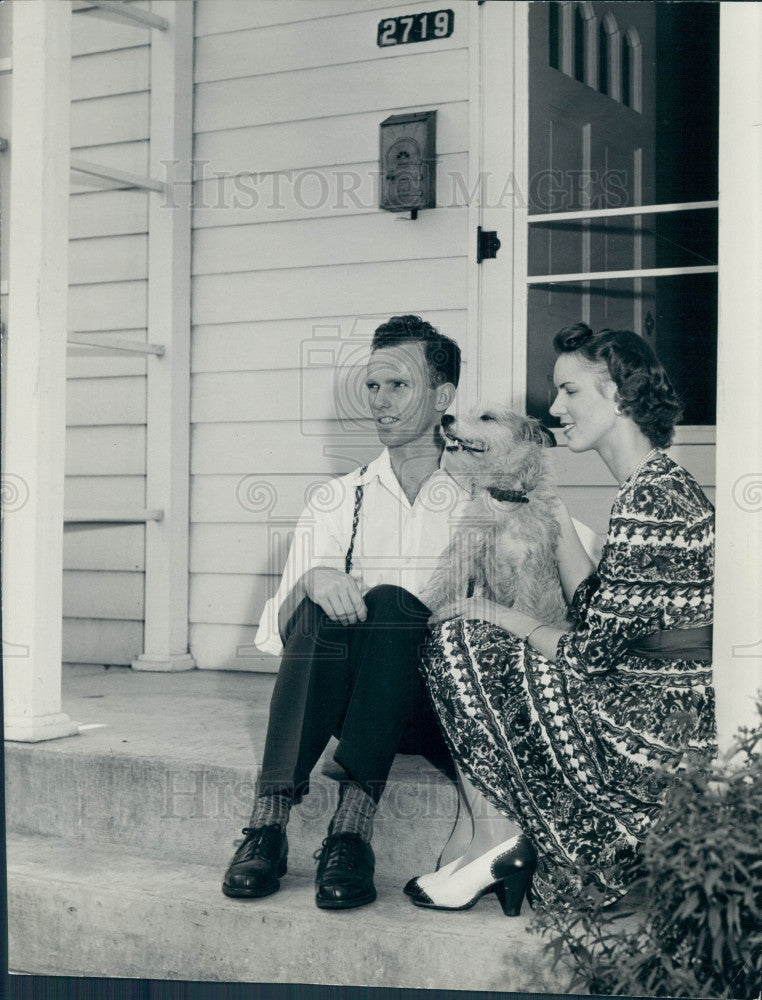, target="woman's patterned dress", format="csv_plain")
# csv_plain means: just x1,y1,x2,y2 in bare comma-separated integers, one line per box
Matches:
422,452,716,905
